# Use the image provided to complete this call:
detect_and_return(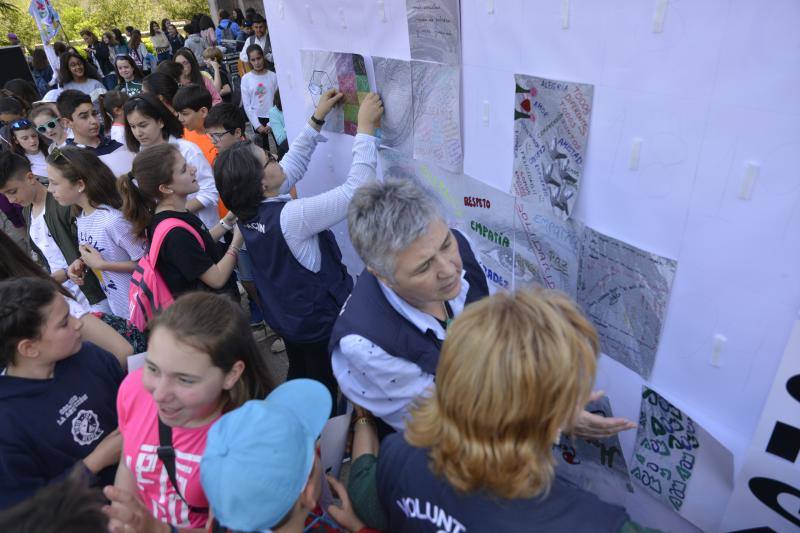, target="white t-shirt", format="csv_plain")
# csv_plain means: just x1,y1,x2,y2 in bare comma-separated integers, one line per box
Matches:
63,78,105,96
29,207,90,307
76,205,145,319
27,152,48,178
168,137,220,231
98,144,135,178
240,70,278,130
110,124,126,145
66,294,90,318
